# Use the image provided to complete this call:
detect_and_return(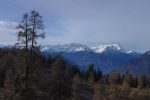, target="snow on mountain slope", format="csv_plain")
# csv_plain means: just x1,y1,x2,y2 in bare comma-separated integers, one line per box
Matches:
0,43,138,55
41,43,138,54
126,50,138,54
91,44,122,53
41,43,91,53
41,45,52,52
